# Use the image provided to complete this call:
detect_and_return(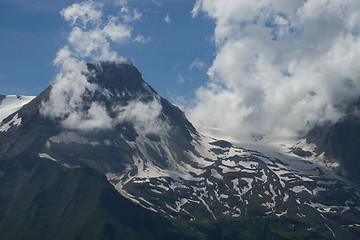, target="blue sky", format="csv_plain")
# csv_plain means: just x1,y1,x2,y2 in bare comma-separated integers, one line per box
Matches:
0,0,214,105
